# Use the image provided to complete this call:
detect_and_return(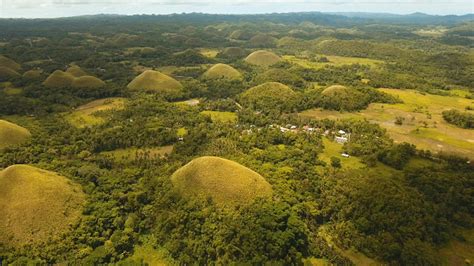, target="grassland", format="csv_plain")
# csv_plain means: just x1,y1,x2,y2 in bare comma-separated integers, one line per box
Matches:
0,119,31,149
199,48,219,58
200,111,237,123
438,229,474,265
319,137,365,169
171,156,272,206
301,89,474,158
0,165,85,248
284,54,383,69
65,97,126,128
101,145,173,162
